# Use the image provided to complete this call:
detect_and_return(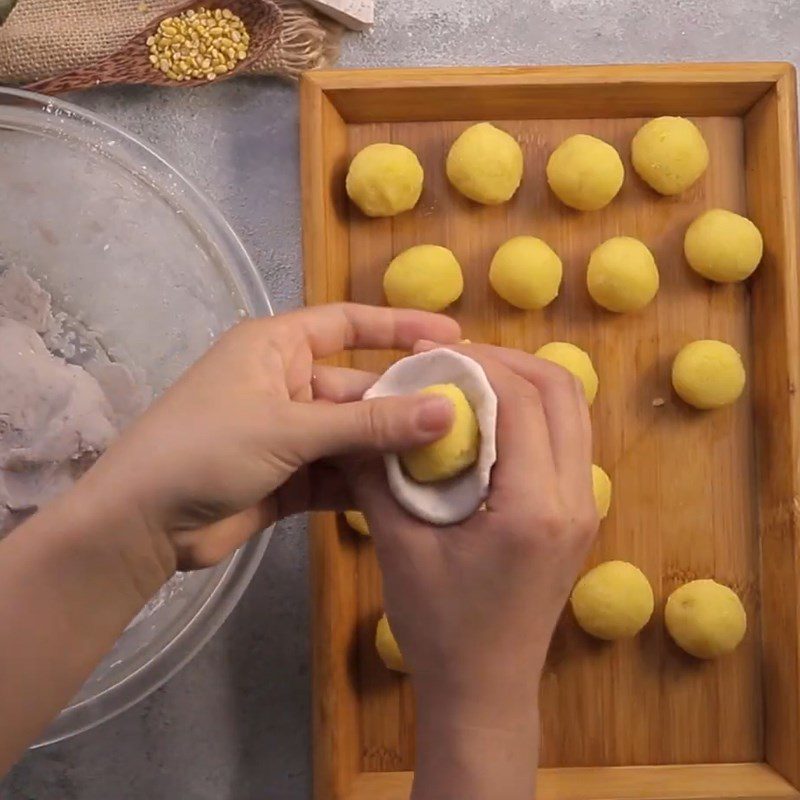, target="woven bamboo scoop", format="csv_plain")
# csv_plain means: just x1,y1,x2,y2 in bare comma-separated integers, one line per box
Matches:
24,0,281,94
